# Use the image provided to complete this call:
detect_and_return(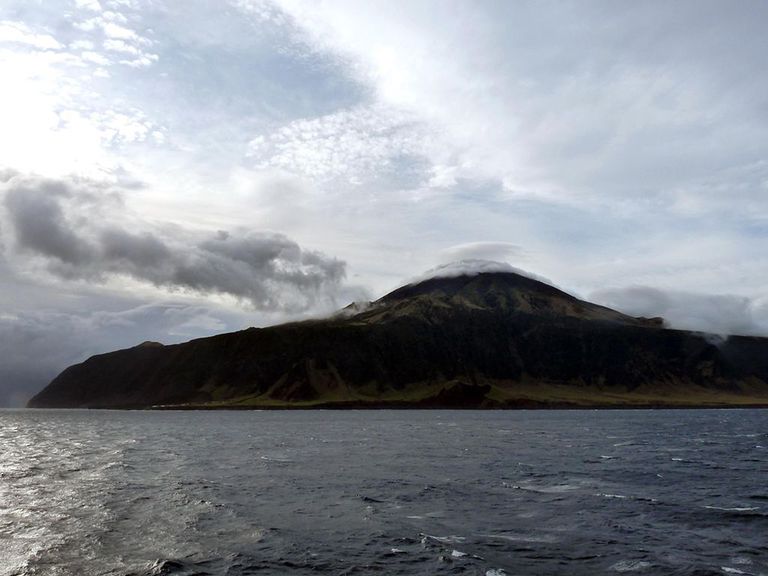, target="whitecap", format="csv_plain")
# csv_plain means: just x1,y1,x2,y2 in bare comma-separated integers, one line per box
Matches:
483,533,557,544
421,533,466,544
704,505,760,512
721,567,747,575
259,455,293,463
451,550,468,558
486,569,508,576
610,559,651,571
511,483,581,494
